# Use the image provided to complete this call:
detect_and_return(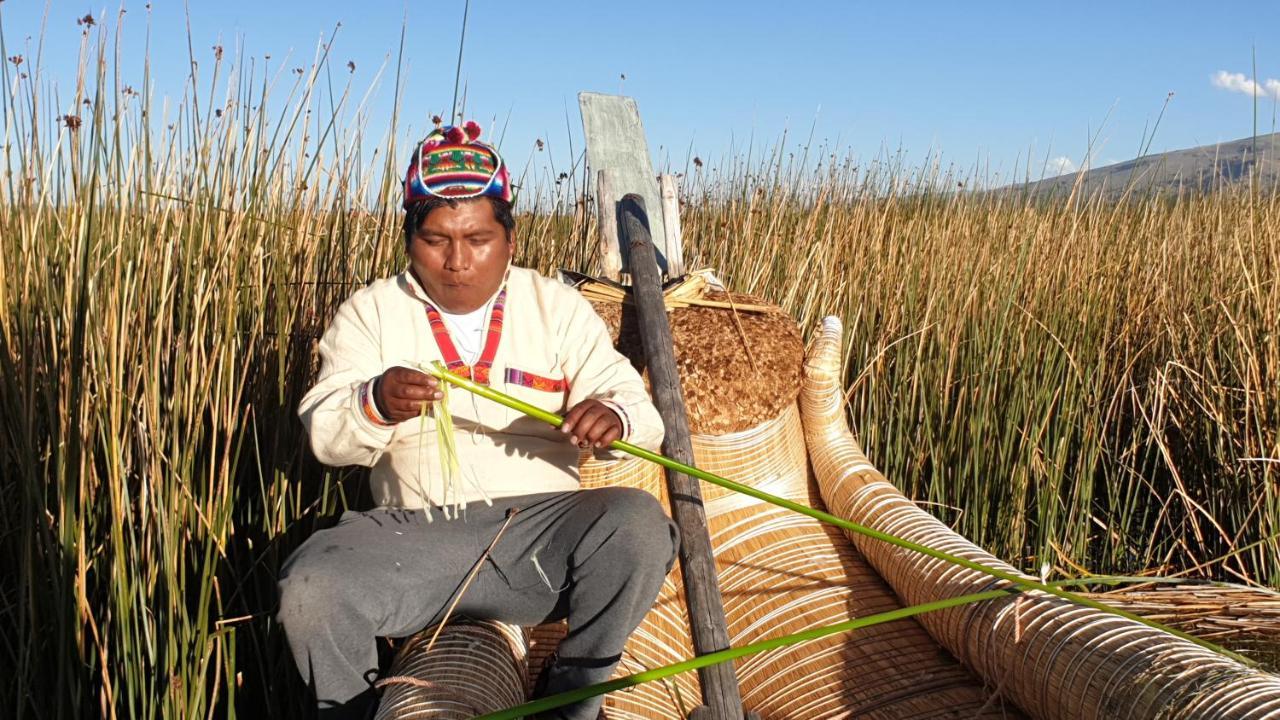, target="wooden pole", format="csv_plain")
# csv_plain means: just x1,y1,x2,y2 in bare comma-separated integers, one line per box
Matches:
617,194,753,720
658,173,685,277
596,169,623,281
